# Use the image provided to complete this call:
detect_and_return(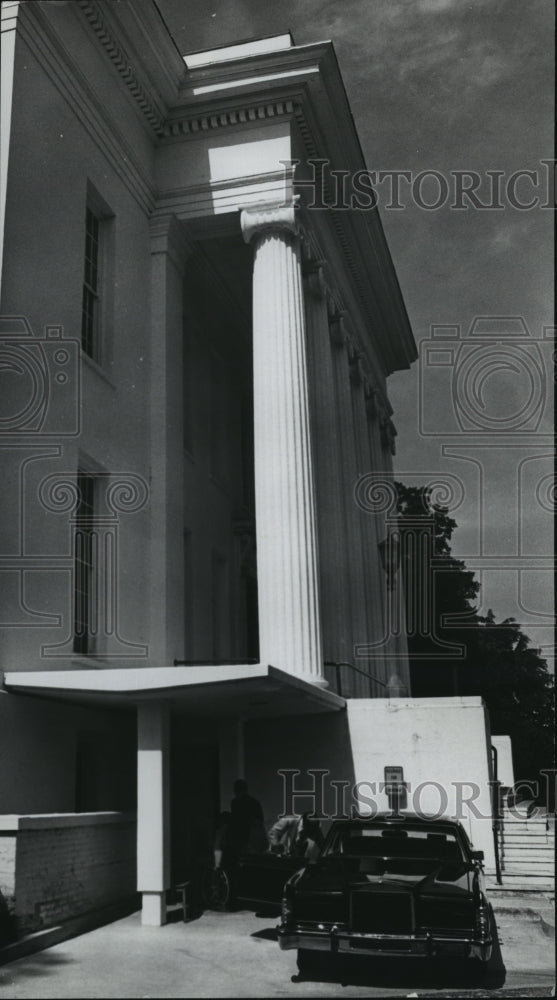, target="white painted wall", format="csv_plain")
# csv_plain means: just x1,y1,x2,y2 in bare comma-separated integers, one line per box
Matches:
346,697,495,869
0,690,136,814
491,735,514,790
245,698,495,869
